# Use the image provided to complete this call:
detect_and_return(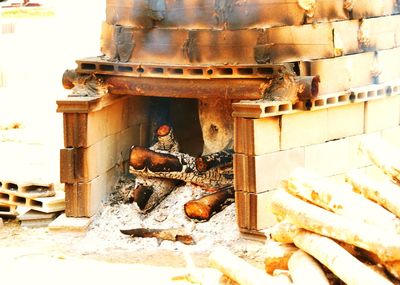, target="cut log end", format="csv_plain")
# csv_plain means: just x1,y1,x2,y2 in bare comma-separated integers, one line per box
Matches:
184,186,234,221
157,124,171,137
184,201,211,221
133,185,154,211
